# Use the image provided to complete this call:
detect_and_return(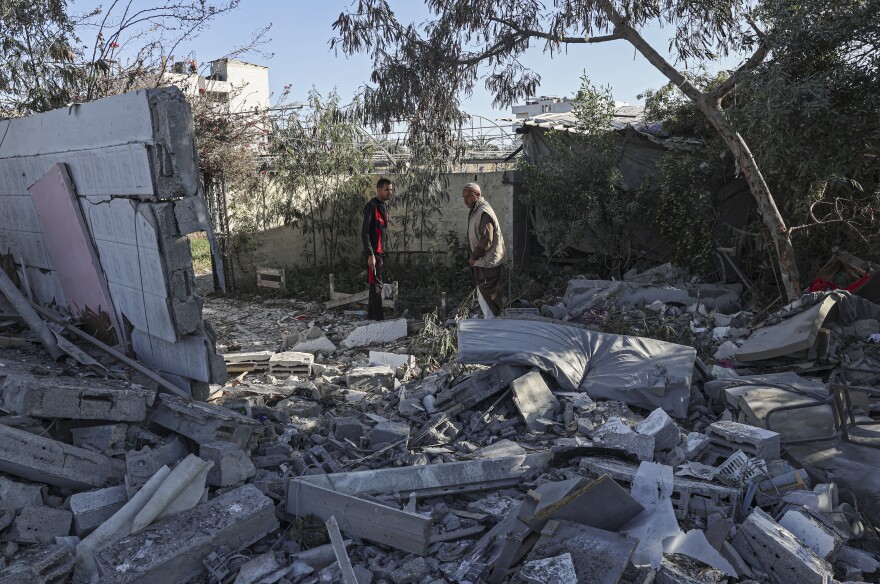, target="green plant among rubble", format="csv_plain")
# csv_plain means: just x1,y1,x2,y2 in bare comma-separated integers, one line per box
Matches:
520,75,640,267
408,310,462,367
